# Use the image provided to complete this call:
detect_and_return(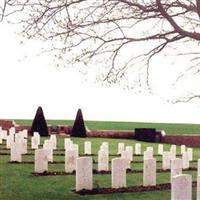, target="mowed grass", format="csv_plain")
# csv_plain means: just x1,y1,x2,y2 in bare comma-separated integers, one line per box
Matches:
0,136,200,200
14,119,200,135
